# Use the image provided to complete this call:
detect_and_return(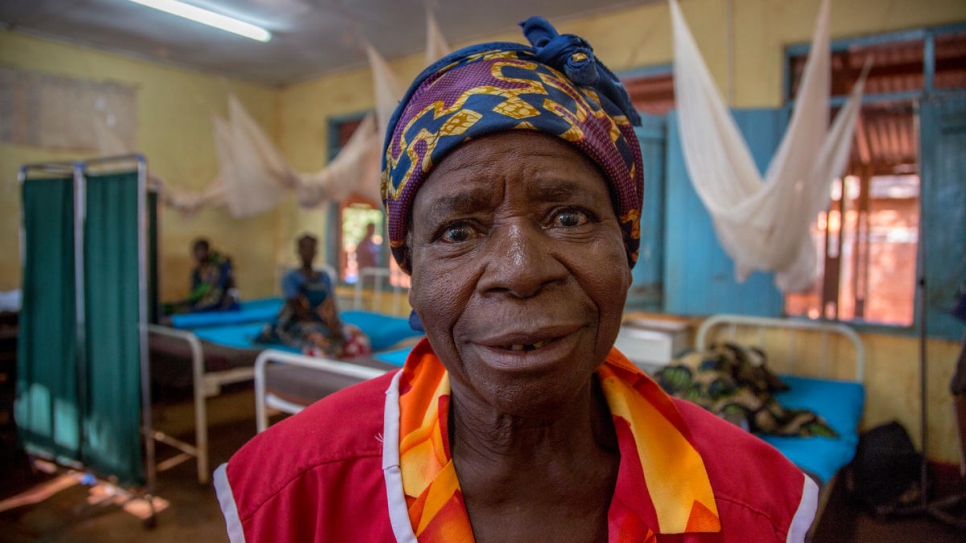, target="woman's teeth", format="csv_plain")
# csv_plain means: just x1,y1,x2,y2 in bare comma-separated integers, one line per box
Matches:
508,340,548,351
